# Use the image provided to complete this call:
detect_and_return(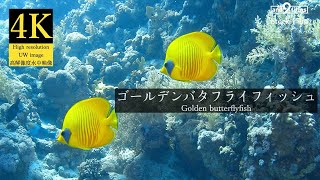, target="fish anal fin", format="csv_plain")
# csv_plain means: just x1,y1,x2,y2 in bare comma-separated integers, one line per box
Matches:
79,147,91,150
196,61,217,81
